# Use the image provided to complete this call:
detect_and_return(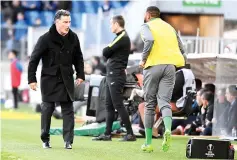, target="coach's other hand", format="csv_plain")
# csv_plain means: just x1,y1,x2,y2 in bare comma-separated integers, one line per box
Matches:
29,82,38,91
